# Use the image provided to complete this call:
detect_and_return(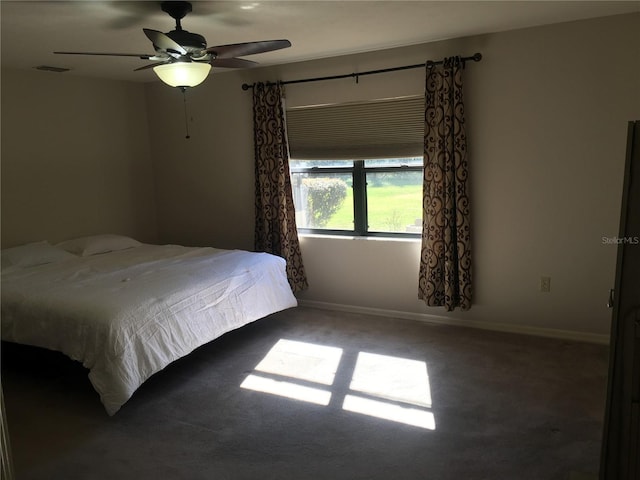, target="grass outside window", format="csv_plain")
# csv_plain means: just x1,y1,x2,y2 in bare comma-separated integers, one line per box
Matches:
290,158,423,237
